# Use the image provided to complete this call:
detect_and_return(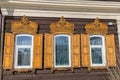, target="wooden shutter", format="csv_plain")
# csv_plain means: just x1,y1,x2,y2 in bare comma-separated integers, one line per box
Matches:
81,34,90,67
72,34,80,68
106,34,116,67
3,33,14,69
44,33,54,68
33,34,43,69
